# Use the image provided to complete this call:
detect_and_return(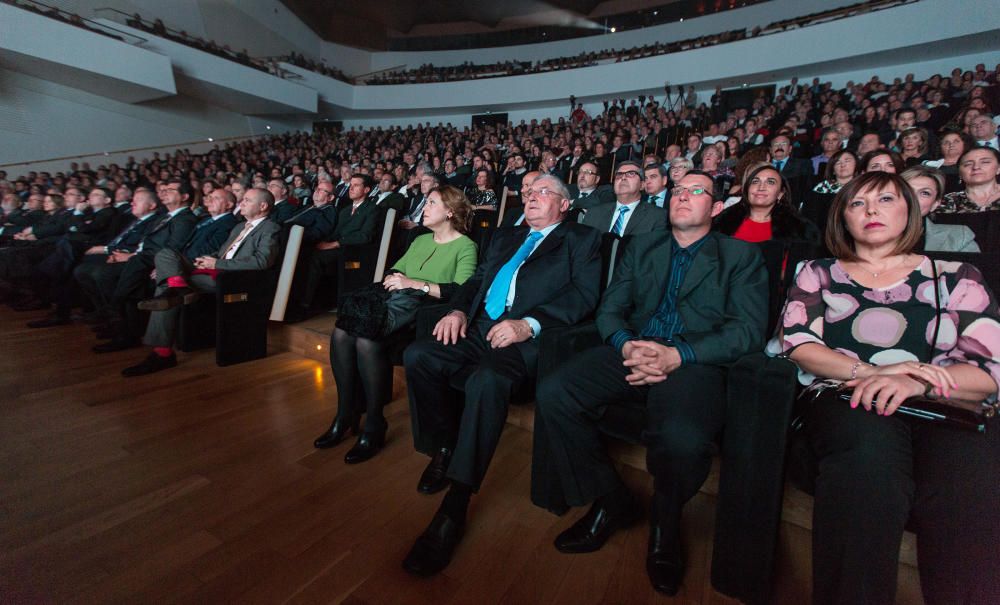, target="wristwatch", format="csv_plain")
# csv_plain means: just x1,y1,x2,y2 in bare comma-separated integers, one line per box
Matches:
420,282,430,294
